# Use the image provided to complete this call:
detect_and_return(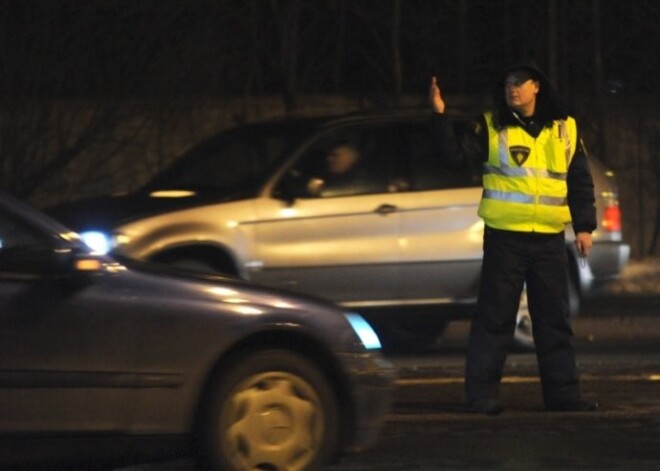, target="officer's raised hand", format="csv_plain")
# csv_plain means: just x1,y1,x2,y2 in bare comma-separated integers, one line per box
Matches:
429,76,446,114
